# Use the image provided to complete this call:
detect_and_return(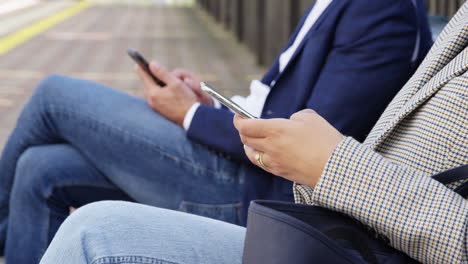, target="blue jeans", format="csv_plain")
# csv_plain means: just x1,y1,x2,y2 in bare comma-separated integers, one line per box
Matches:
0,75,244,263
40,201,246,264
